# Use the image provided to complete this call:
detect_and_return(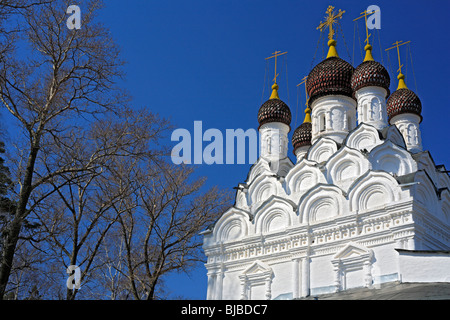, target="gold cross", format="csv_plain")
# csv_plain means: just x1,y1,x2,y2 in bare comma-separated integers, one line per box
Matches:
266,50,287,83
297,76,308,106
353,9,379,45
317,5,345,40
385,40,411,74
